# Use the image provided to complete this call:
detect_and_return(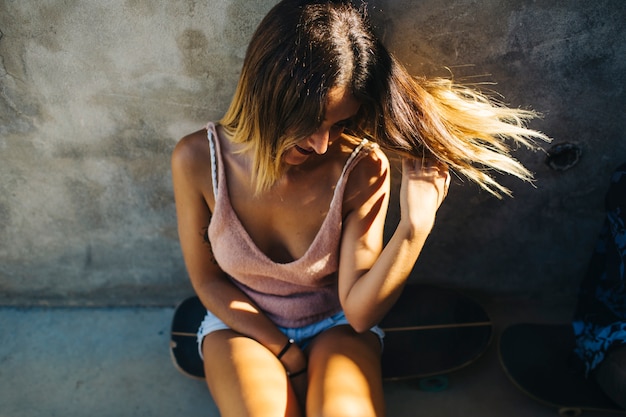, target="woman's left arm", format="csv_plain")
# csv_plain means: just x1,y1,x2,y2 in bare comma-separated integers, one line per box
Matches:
338,153,450,332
